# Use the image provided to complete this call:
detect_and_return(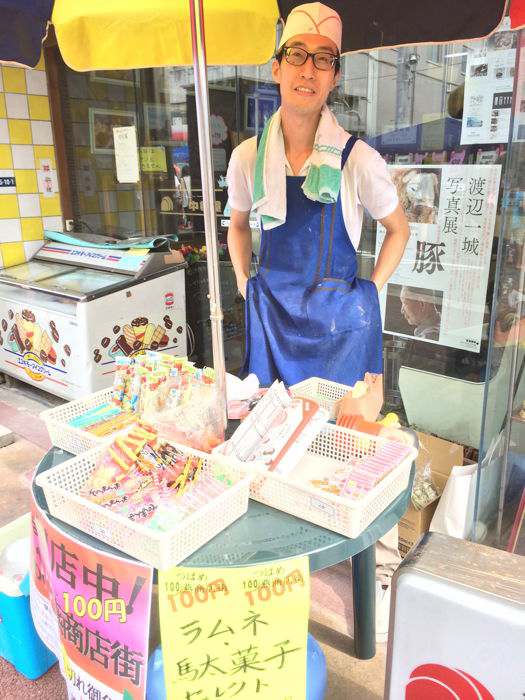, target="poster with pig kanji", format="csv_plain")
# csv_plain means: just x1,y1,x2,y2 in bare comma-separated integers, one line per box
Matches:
375,164,501,352
30,500,153,700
